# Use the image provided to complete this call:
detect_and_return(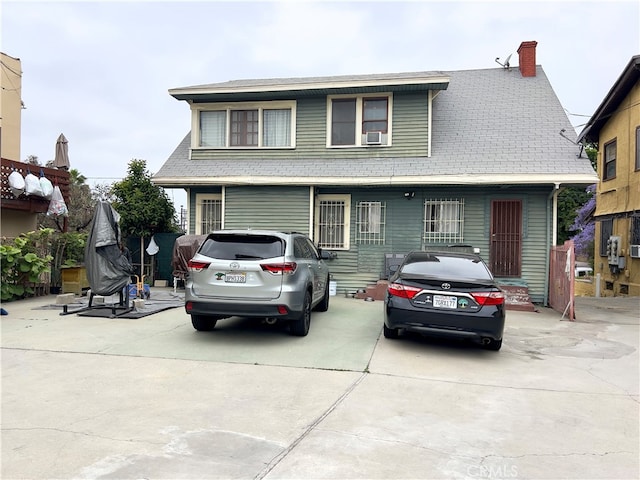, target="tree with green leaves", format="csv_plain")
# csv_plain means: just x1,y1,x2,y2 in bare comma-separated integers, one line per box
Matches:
111,159,178,284
111,159,177,238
